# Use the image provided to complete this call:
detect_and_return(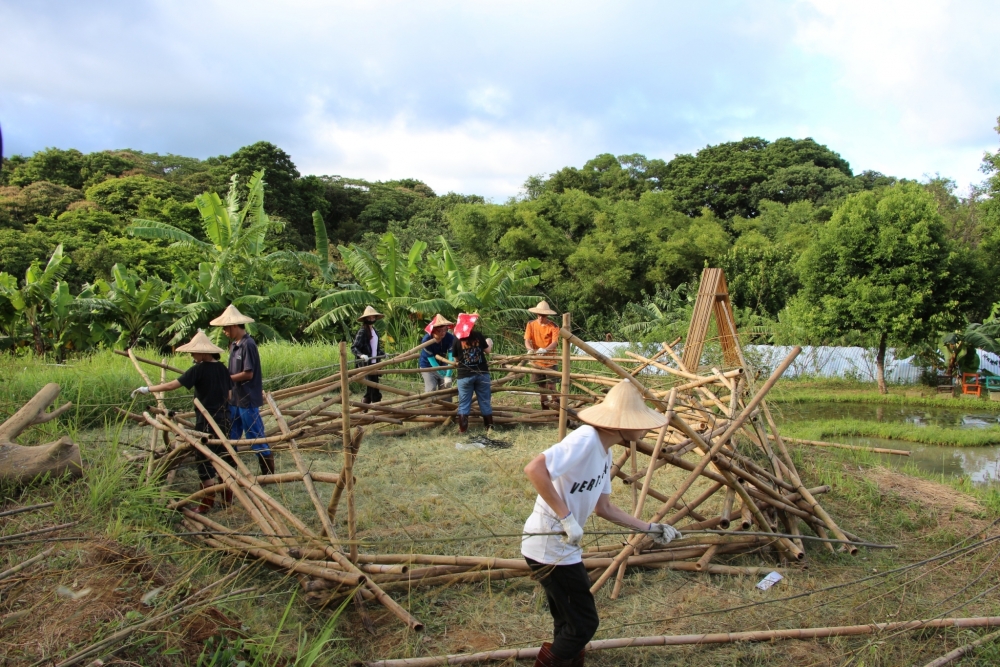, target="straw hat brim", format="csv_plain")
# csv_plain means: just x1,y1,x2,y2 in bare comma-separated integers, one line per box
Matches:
576,380,668,431
209,305,255,326
358,306,385,322
175,331,225,355
528,304,557,316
